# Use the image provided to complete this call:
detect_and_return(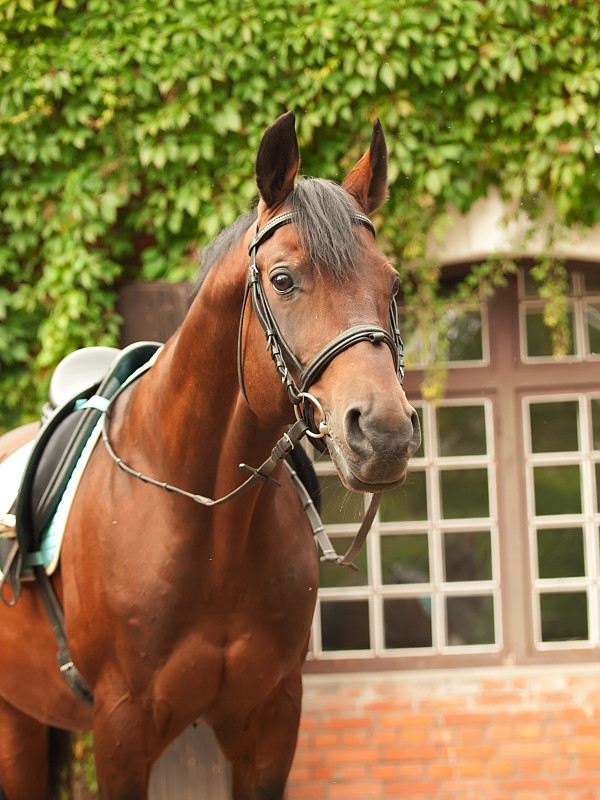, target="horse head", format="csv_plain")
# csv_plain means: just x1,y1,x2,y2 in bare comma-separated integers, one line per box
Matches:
242,111,421,492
